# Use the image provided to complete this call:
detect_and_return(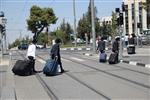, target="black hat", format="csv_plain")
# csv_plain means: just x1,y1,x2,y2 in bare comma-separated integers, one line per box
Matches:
32,39,37,44
55,38,62,43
